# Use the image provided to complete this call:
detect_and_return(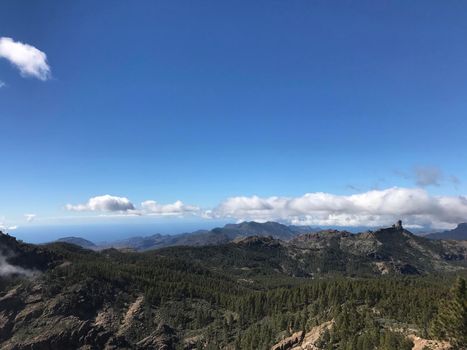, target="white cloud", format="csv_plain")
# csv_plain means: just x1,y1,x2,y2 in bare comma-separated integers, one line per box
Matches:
209,187,467,229
0,37,51,80
0,80,5,88
0,223,18,231
141,200,200,216
24,214,36,222
66,195,135,212
64,188,467,229
66,194,200,217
